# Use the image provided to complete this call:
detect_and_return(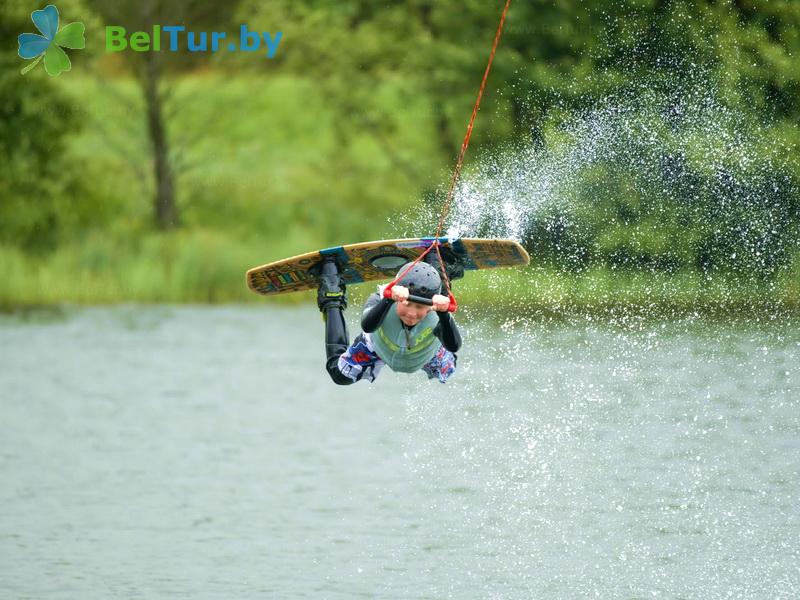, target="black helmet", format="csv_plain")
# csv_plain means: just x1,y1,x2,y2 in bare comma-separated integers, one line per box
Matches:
395,262,442,303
